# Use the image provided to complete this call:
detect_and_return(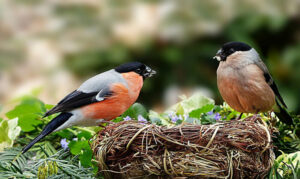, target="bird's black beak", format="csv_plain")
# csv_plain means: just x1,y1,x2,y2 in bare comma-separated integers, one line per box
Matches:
144,66,156,78
213,50,226,61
